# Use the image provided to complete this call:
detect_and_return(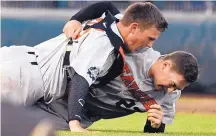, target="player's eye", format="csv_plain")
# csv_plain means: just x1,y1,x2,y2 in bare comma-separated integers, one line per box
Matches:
148,37,156,41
